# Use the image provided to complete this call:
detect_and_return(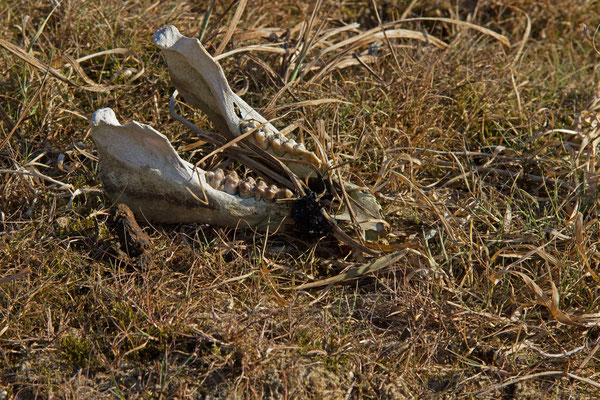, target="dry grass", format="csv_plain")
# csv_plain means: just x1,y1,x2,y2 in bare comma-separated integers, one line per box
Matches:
2,0,600,398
